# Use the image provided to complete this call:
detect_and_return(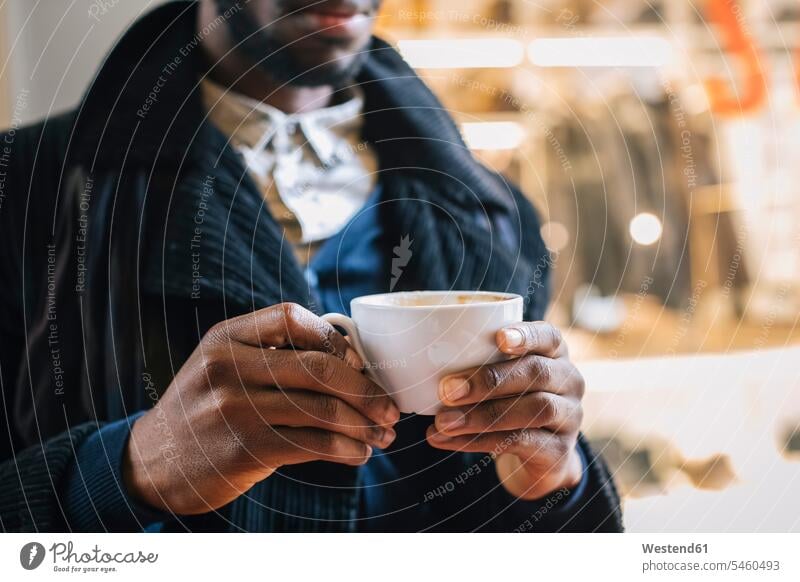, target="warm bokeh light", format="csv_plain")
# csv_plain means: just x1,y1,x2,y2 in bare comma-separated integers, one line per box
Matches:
528,37,673,68
540,221,570,253
397,38,524,69
629,213,663,246
460,121,525,150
